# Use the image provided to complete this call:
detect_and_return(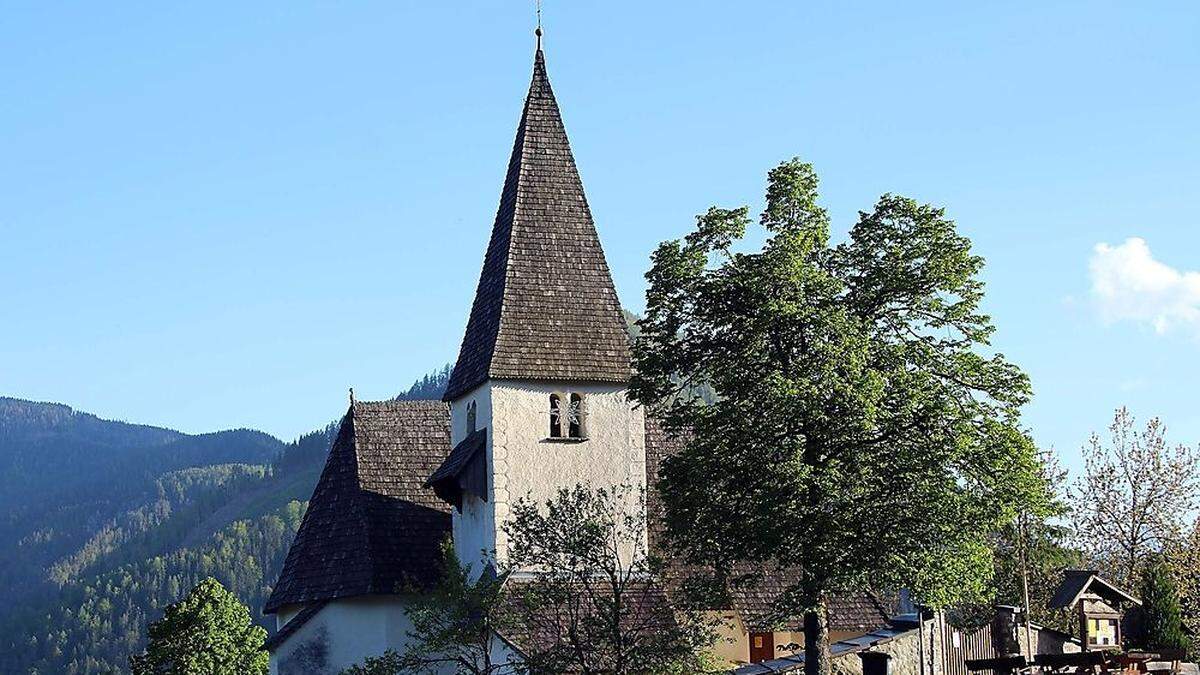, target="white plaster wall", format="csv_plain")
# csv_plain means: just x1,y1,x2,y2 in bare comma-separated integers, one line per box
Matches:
455,492,496,573
449,383,497,572
488,380,647,568
269,596,523,675
450,382,492,444
275,605,300,632
270,597,423,675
